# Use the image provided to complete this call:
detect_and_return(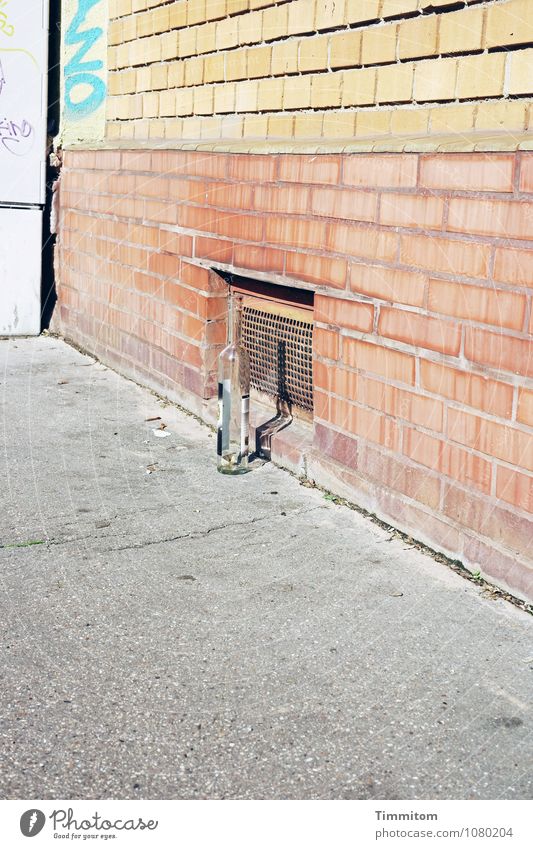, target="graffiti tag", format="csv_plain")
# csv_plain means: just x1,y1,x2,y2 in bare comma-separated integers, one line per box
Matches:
0,59,5,96
0,116,33,155
64,0,106,118
0,2,14,38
